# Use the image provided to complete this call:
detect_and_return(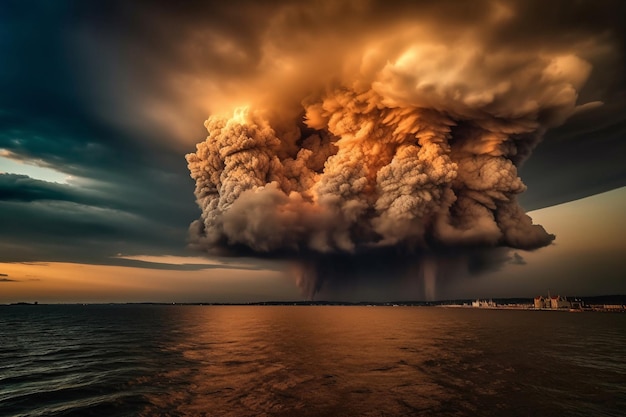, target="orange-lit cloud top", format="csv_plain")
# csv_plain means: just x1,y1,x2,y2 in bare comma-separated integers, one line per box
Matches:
180,0,617,297
87,0,617,150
